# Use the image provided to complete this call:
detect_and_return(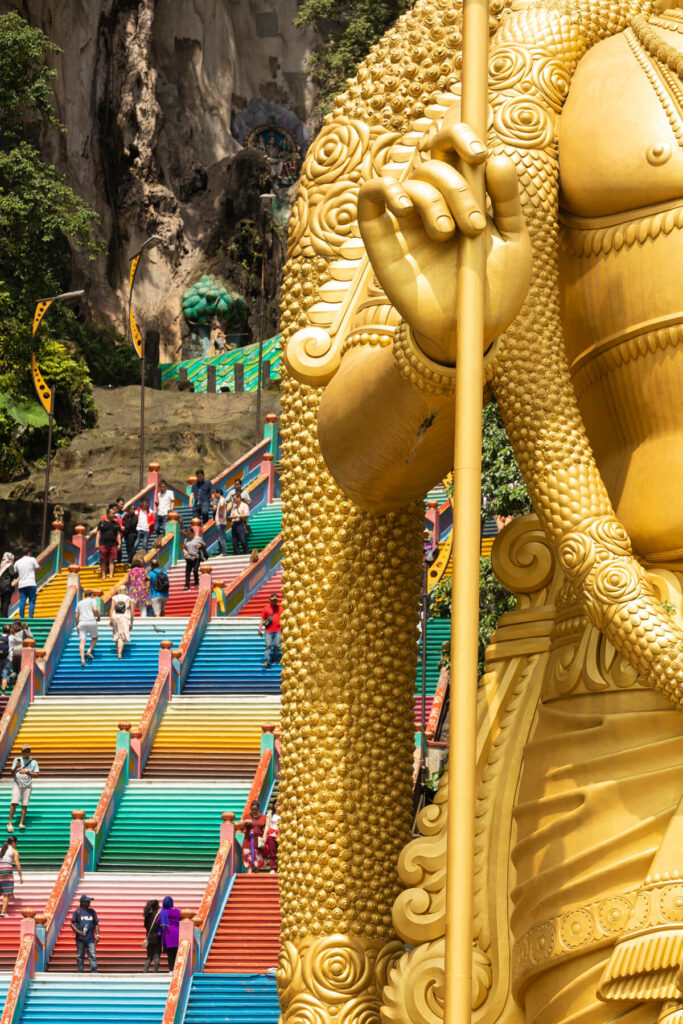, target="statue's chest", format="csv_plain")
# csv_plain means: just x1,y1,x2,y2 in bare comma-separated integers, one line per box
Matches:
559,27,683,219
